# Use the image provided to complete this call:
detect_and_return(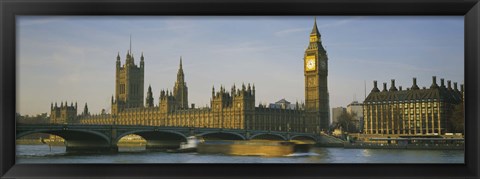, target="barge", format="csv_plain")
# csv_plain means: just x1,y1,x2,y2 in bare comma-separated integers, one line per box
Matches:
197,139,312,157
